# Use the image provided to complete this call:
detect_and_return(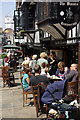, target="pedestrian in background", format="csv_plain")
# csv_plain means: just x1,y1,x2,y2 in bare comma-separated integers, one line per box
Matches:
30,54,38,75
